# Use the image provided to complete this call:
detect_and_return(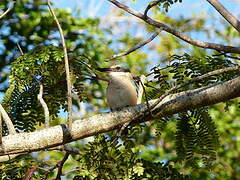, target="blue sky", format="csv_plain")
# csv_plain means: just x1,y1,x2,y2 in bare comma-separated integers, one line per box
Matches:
51,0,240,18
50,0,240,45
